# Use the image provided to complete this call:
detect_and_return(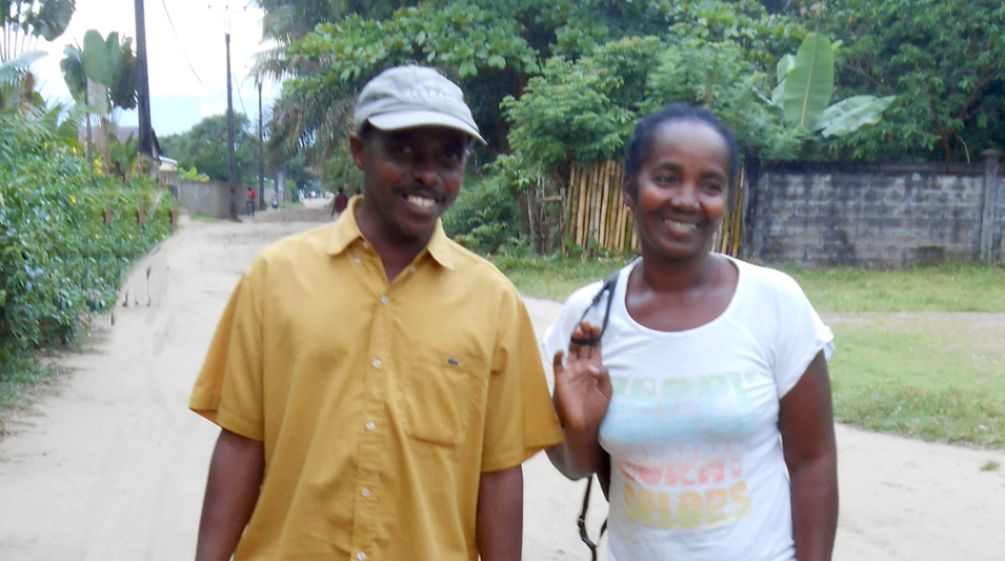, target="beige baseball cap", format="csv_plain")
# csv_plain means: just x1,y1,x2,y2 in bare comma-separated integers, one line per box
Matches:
352,65,487,145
